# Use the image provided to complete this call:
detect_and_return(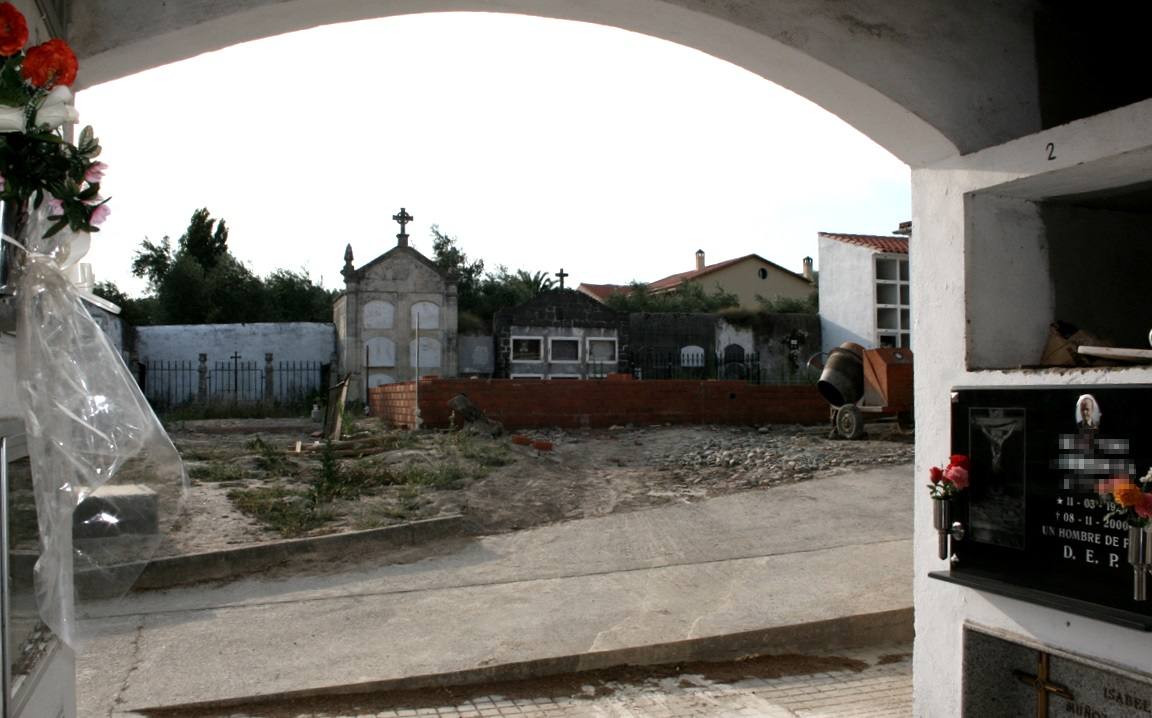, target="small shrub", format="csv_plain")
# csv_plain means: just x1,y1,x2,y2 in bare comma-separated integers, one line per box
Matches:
227,486,331,537
397,462,470,490
188,463,247,483
247,436,293,474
